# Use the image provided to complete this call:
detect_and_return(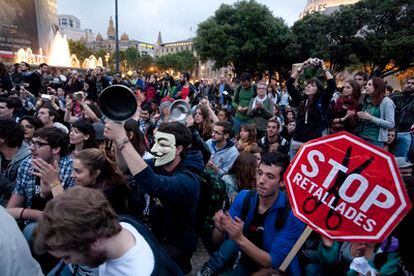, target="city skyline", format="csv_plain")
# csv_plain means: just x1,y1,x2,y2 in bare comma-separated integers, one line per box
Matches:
57,0,308,43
